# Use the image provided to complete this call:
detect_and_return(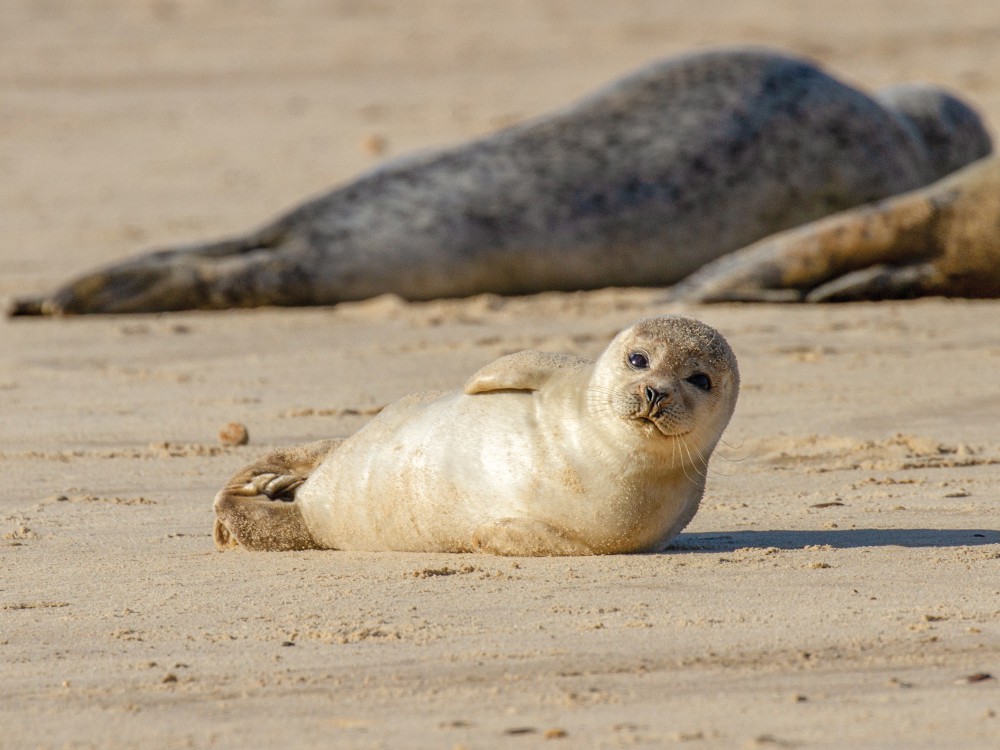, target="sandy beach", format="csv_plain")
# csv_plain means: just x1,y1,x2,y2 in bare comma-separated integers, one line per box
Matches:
3,2,999,747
